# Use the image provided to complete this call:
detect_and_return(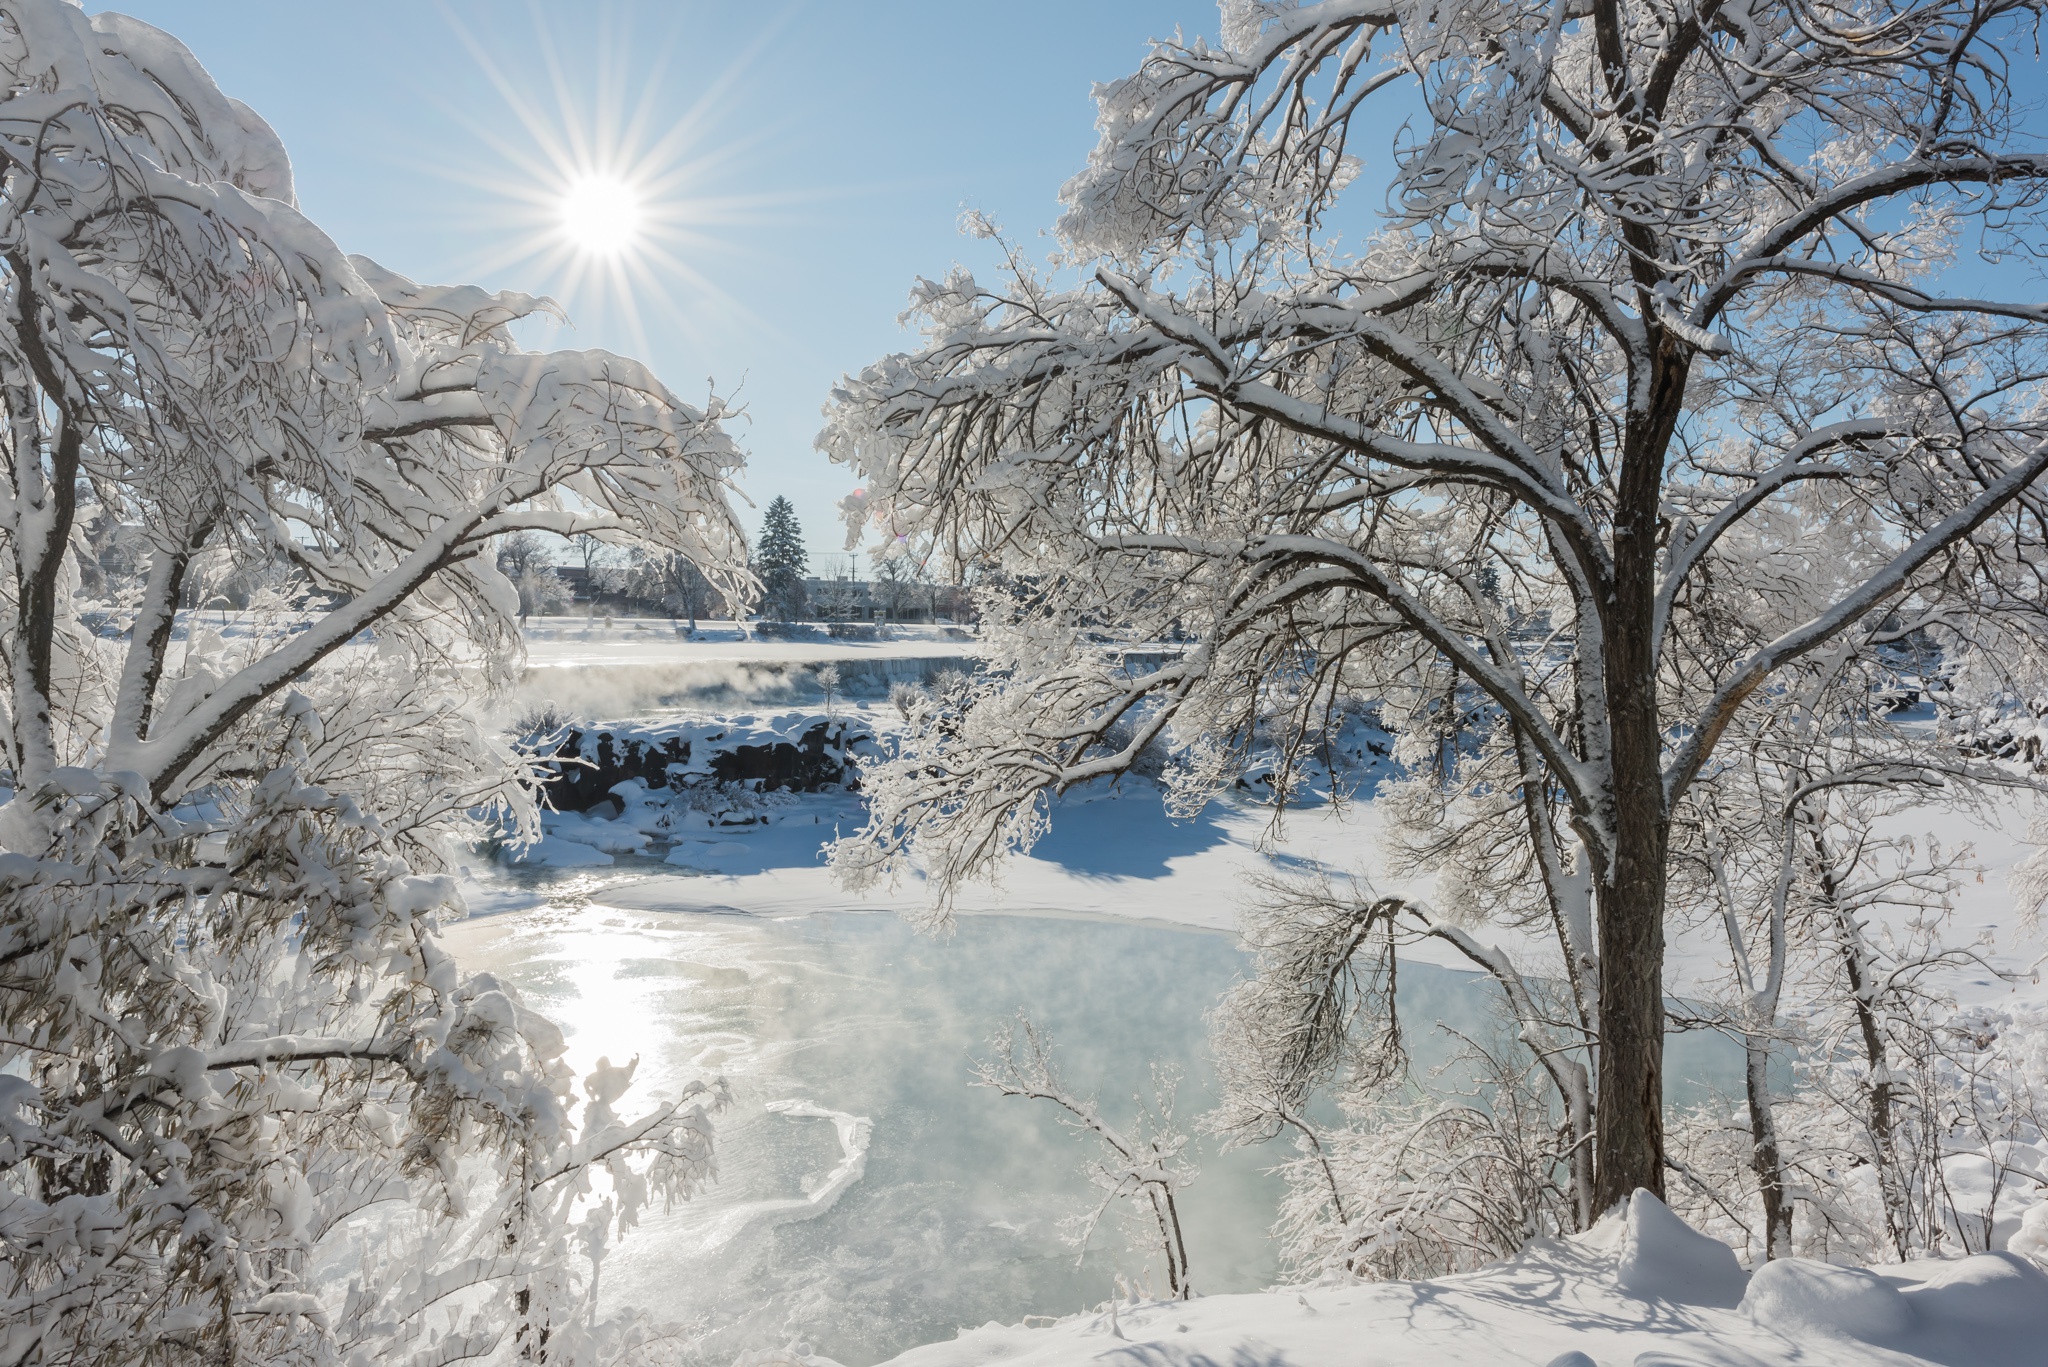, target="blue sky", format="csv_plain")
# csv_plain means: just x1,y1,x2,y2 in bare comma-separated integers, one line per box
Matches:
105,3,2048,572
109,1,1220,570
